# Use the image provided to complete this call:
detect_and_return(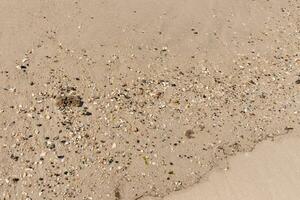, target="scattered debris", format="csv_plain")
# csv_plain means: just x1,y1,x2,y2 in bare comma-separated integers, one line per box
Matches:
55,95,83,108
185,129,196,139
